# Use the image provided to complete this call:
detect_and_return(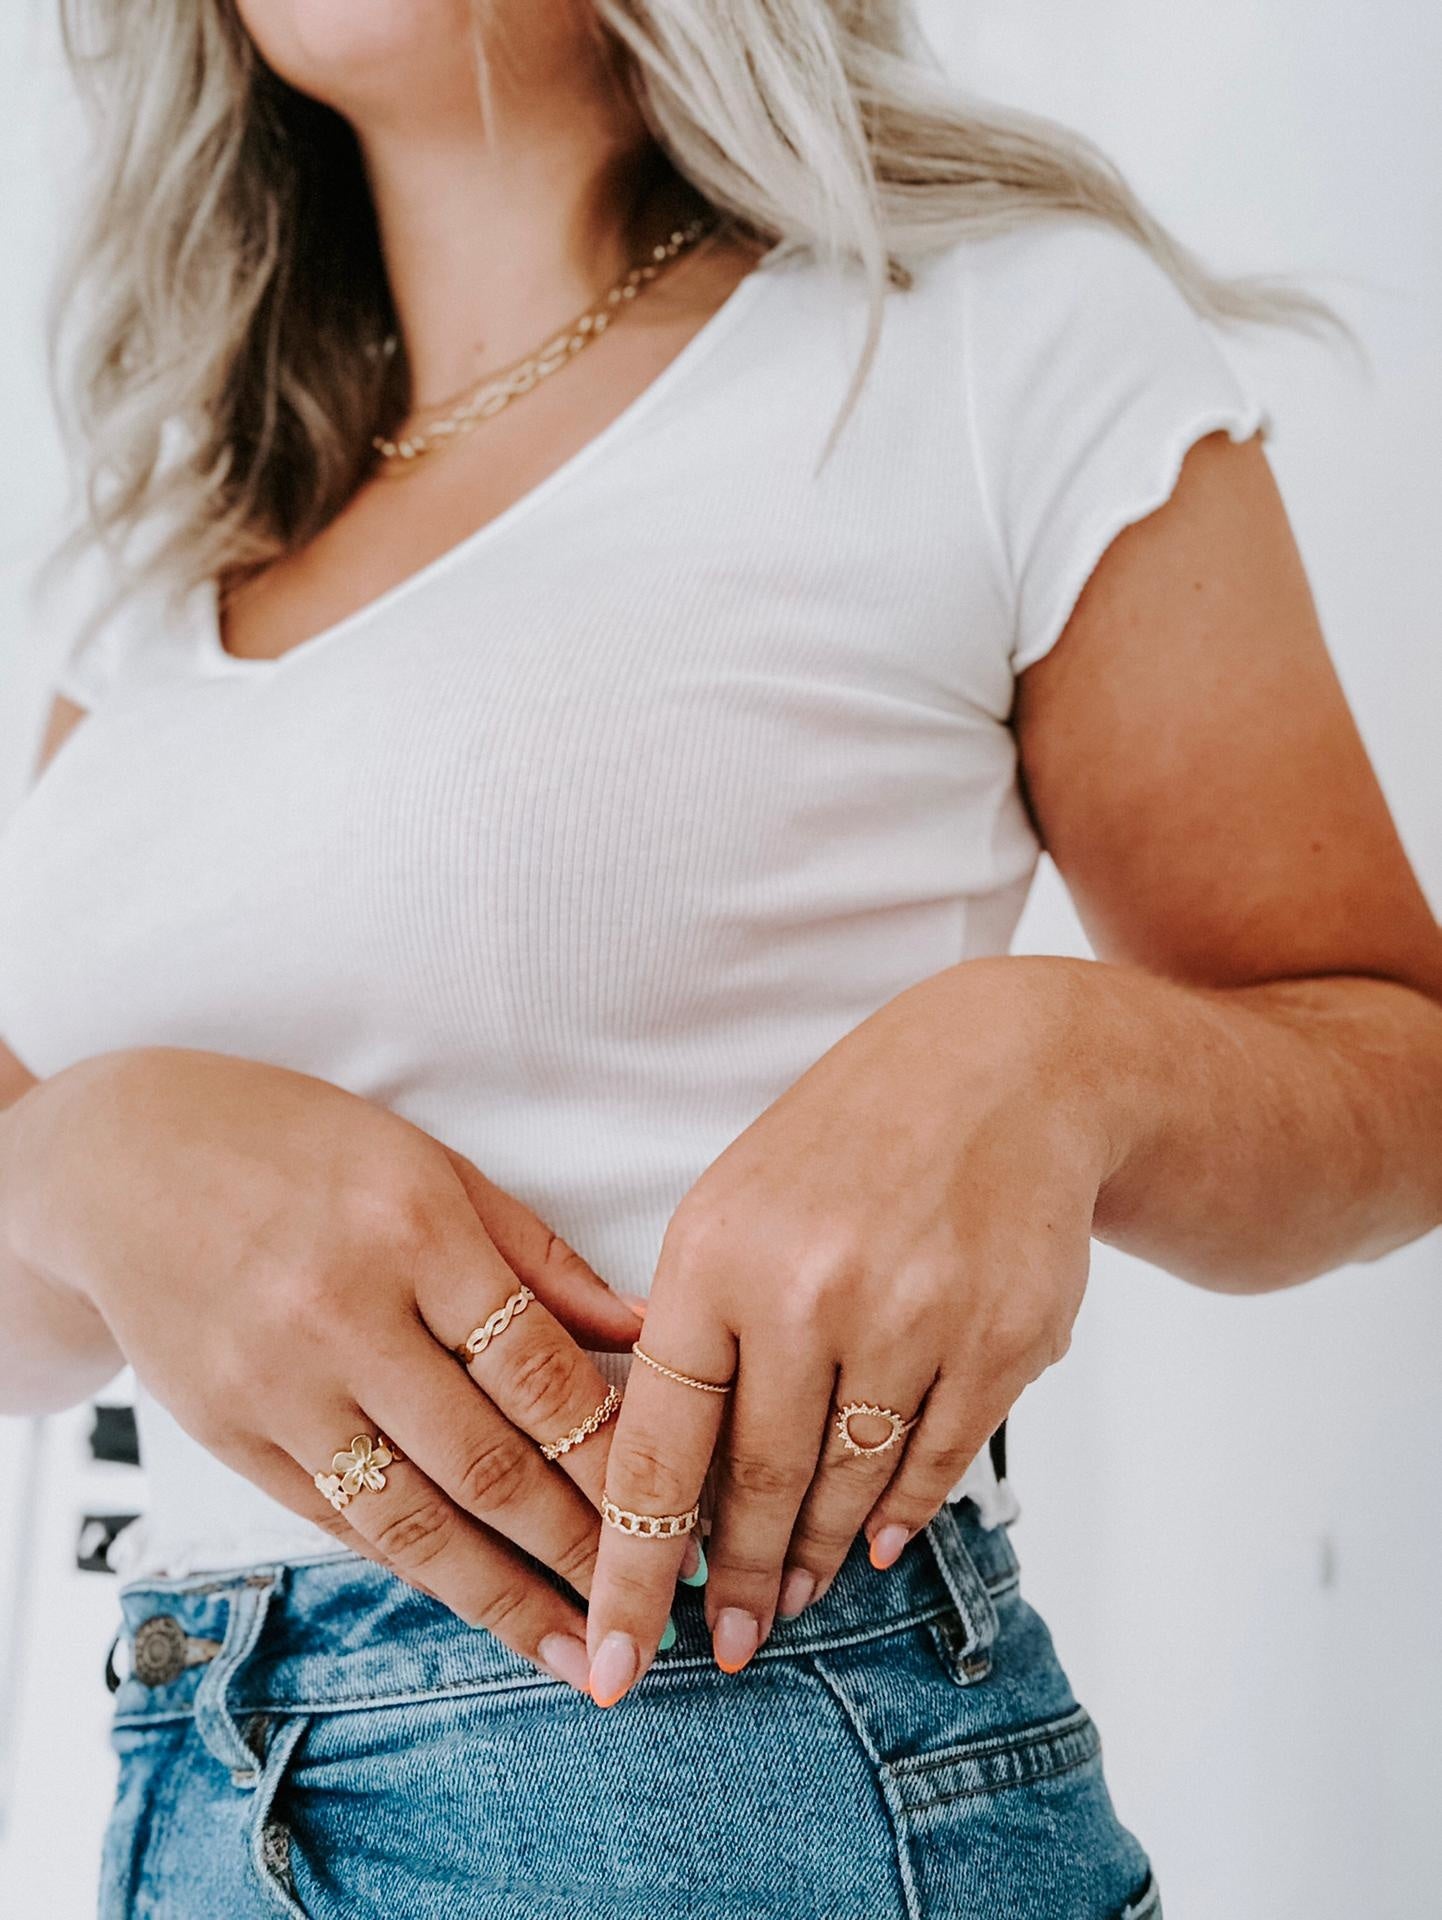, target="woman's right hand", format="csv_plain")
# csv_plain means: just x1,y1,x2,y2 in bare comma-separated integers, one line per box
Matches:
3,1045,656,1688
